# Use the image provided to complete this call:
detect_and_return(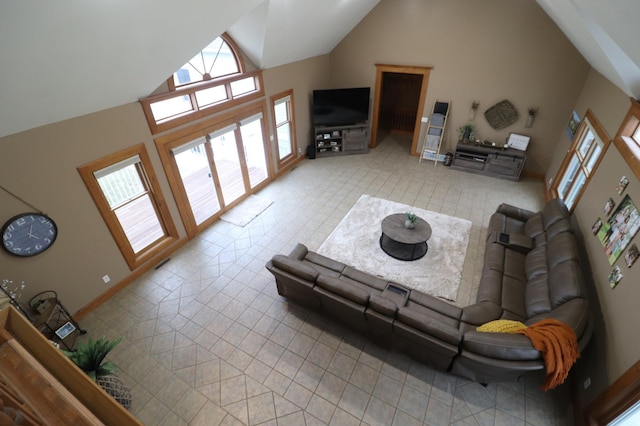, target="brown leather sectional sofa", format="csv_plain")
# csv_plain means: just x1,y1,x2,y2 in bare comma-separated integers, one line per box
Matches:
266,198,593,383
